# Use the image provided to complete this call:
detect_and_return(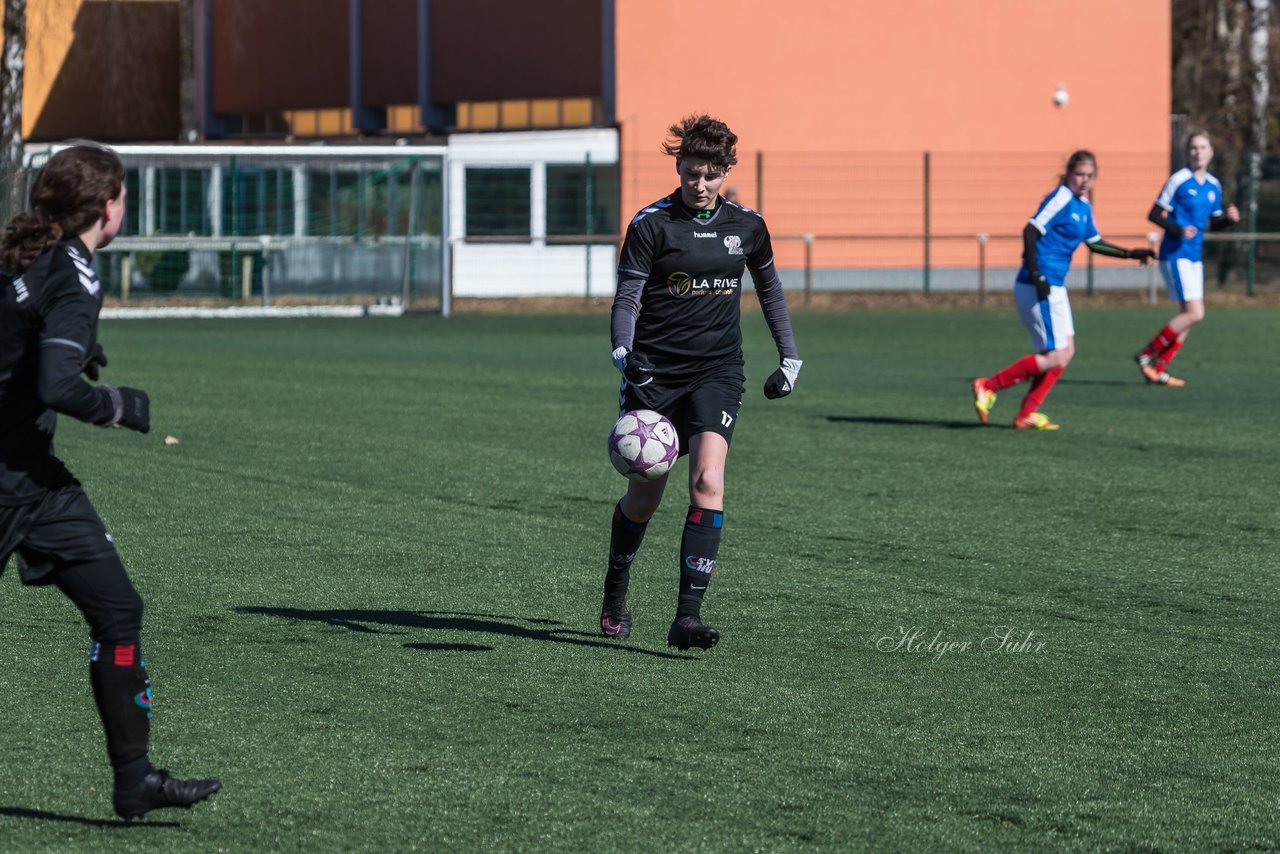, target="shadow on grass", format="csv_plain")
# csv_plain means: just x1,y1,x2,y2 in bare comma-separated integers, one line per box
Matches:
0,806,178,828
827,415,999,430
1054,378,1134,387
234,607,694,660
